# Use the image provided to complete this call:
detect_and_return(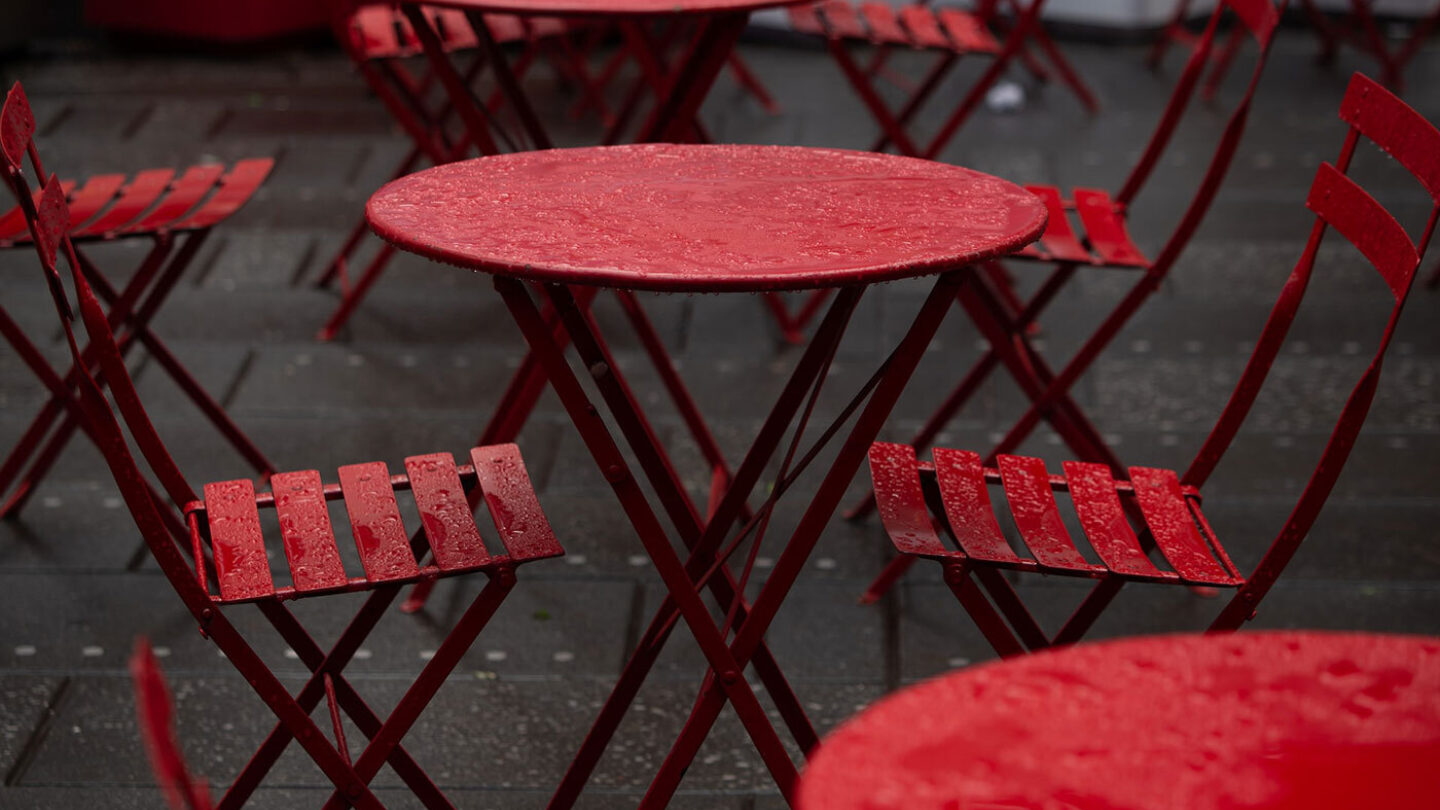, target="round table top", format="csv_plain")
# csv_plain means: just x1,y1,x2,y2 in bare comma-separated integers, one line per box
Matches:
367,144,1047,293
797,632,1440,810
